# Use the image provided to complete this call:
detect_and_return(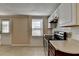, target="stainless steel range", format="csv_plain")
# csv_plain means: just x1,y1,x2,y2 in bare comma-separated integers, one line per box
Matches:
53,31,67,40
